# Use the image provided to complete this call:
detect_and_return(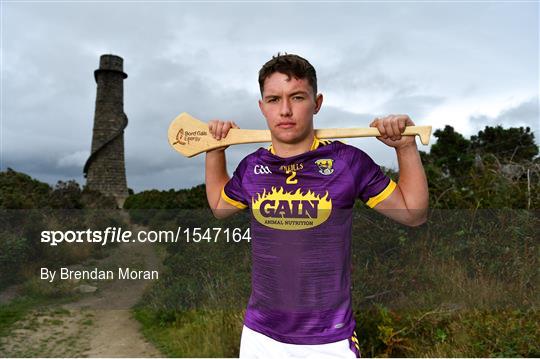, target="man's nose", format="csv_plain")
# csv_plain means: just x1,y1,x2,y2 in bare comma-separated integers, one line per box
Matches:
280,99,292,117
